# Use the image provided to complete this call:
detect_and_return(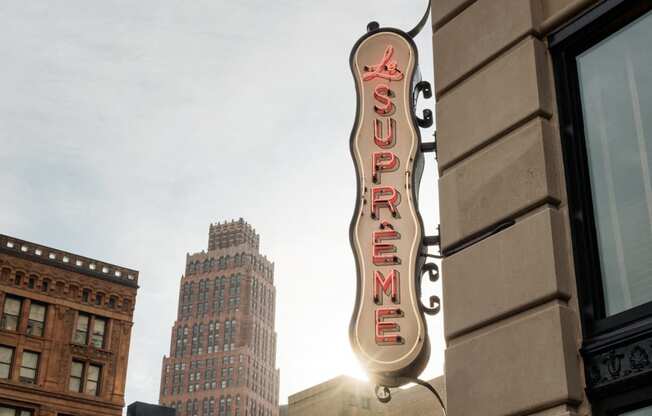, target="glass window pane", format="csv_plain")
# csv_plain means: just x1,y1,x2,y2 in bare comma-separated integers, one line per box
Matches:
577,10,652,316
91,318,106,348
21,351,38,368
28,304,45,321
77,314,89,331
0,346,13,364
622,404,652,416
0,407,16,416
93,319,106,336
86,380,98,395
87,364,100,382
4,298,21,315
69,377,81,392
0,364,9,379
71,361,83,377
19,368,35,380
